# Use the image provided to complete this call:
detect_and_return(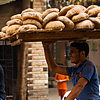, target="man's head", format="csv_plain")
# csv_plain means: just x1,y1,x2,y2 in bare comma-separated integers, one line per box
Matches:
70,42,89,57
69,42,89,65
